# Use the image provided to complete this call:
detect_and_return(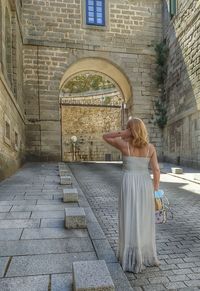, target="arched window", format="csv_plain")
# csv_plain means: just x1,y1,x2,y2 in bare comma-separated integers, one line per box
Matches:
5,7,12,85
